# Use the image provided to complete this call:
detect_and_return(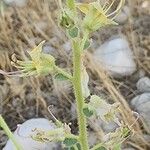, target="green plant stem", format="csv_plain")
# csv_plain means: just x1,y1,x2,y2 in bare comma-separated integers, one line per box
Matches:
54,66,73,80
0,115,22,150
72,39,89,150
73,145,79,150
81,31,89,51
90,143,103,150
